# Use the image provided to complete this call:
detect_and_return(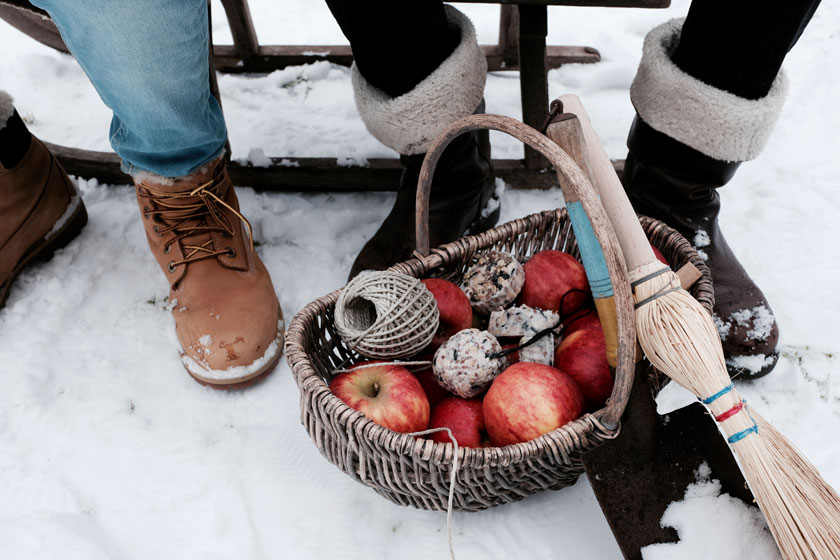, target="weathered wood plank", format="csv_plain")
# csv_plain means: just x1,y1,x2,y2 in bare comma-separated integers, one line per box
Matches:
44,142,625,192
212,44,599,73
